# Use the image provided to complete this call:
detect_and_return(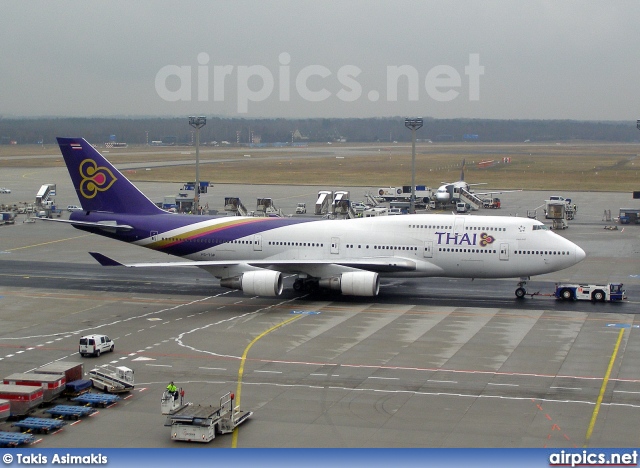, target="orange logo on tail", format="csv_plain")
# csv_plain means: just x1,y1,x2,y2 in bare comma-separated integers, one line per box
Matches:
79,159,117,199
